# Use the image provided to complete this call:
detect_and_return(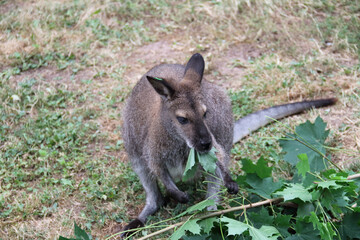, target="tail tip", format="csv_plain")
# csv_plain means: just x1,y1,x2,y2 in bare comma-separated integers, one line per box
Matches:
329,97,338,105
